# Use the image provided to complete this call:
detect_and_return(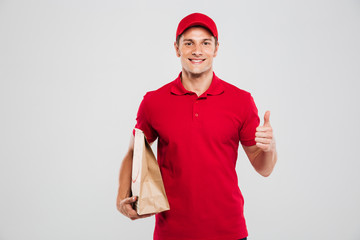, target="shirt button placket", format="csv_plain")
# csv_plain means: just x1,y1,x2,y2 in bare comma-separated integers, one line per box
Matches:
194,98,199,120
